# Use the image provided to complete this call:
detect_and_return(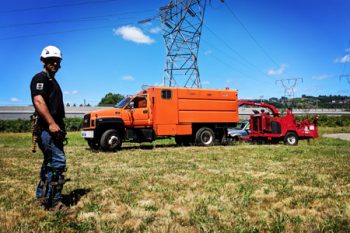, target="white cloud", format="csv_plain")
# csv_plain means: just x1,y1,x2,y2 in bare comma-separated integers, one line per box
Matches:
345,48,350,53
312,74,329,80
113,25,154,44
202,80,210,85
149,27,161,34
122,75,135,81
226,79,233,83
334,54,350,63
267,64,287,76
72,90,79,94
10,97,20,102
